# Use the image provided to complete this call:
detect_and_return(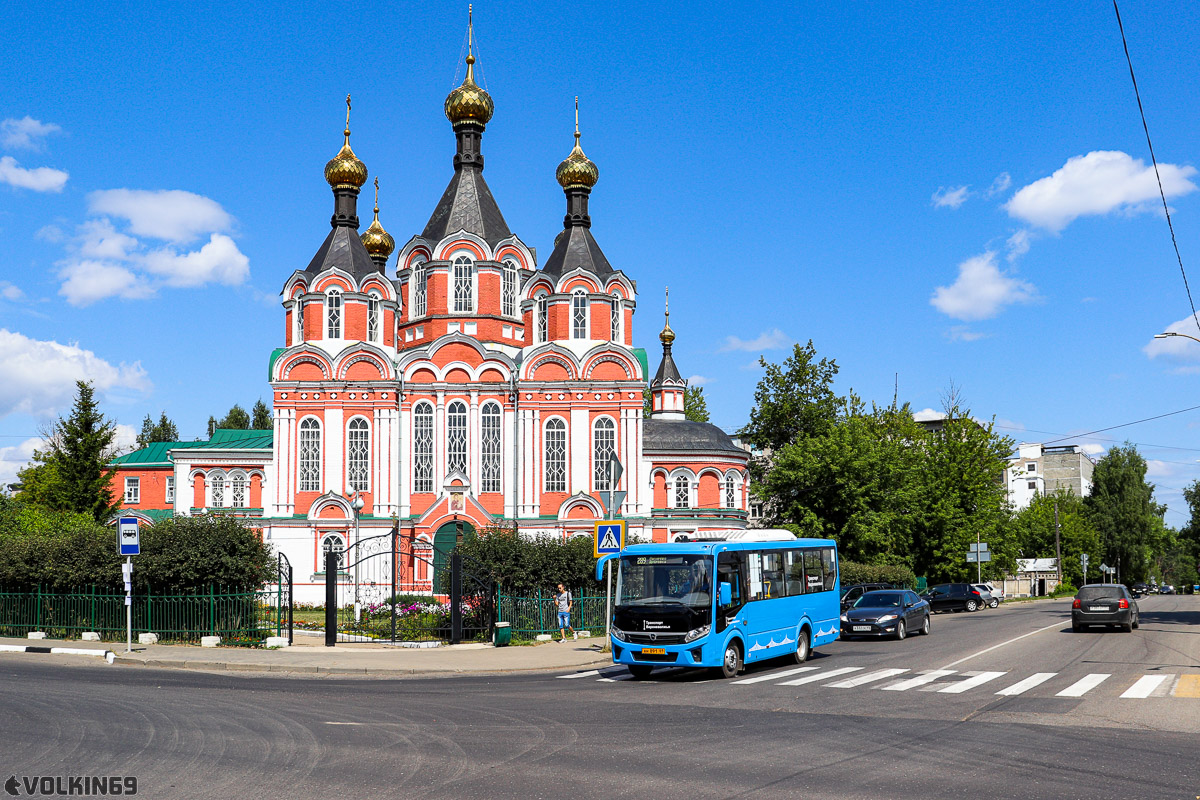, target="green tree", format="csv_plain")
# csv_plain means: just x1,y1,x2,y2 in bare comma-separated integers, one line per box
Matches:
1084,443,1162,583
251,399,273,430
1011,490,1101,588
217,404,251,430
739,341,841,453
136,411,179,448
206,416,217,438
16,381,119,521
455,523,602,595
642,385,711,423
